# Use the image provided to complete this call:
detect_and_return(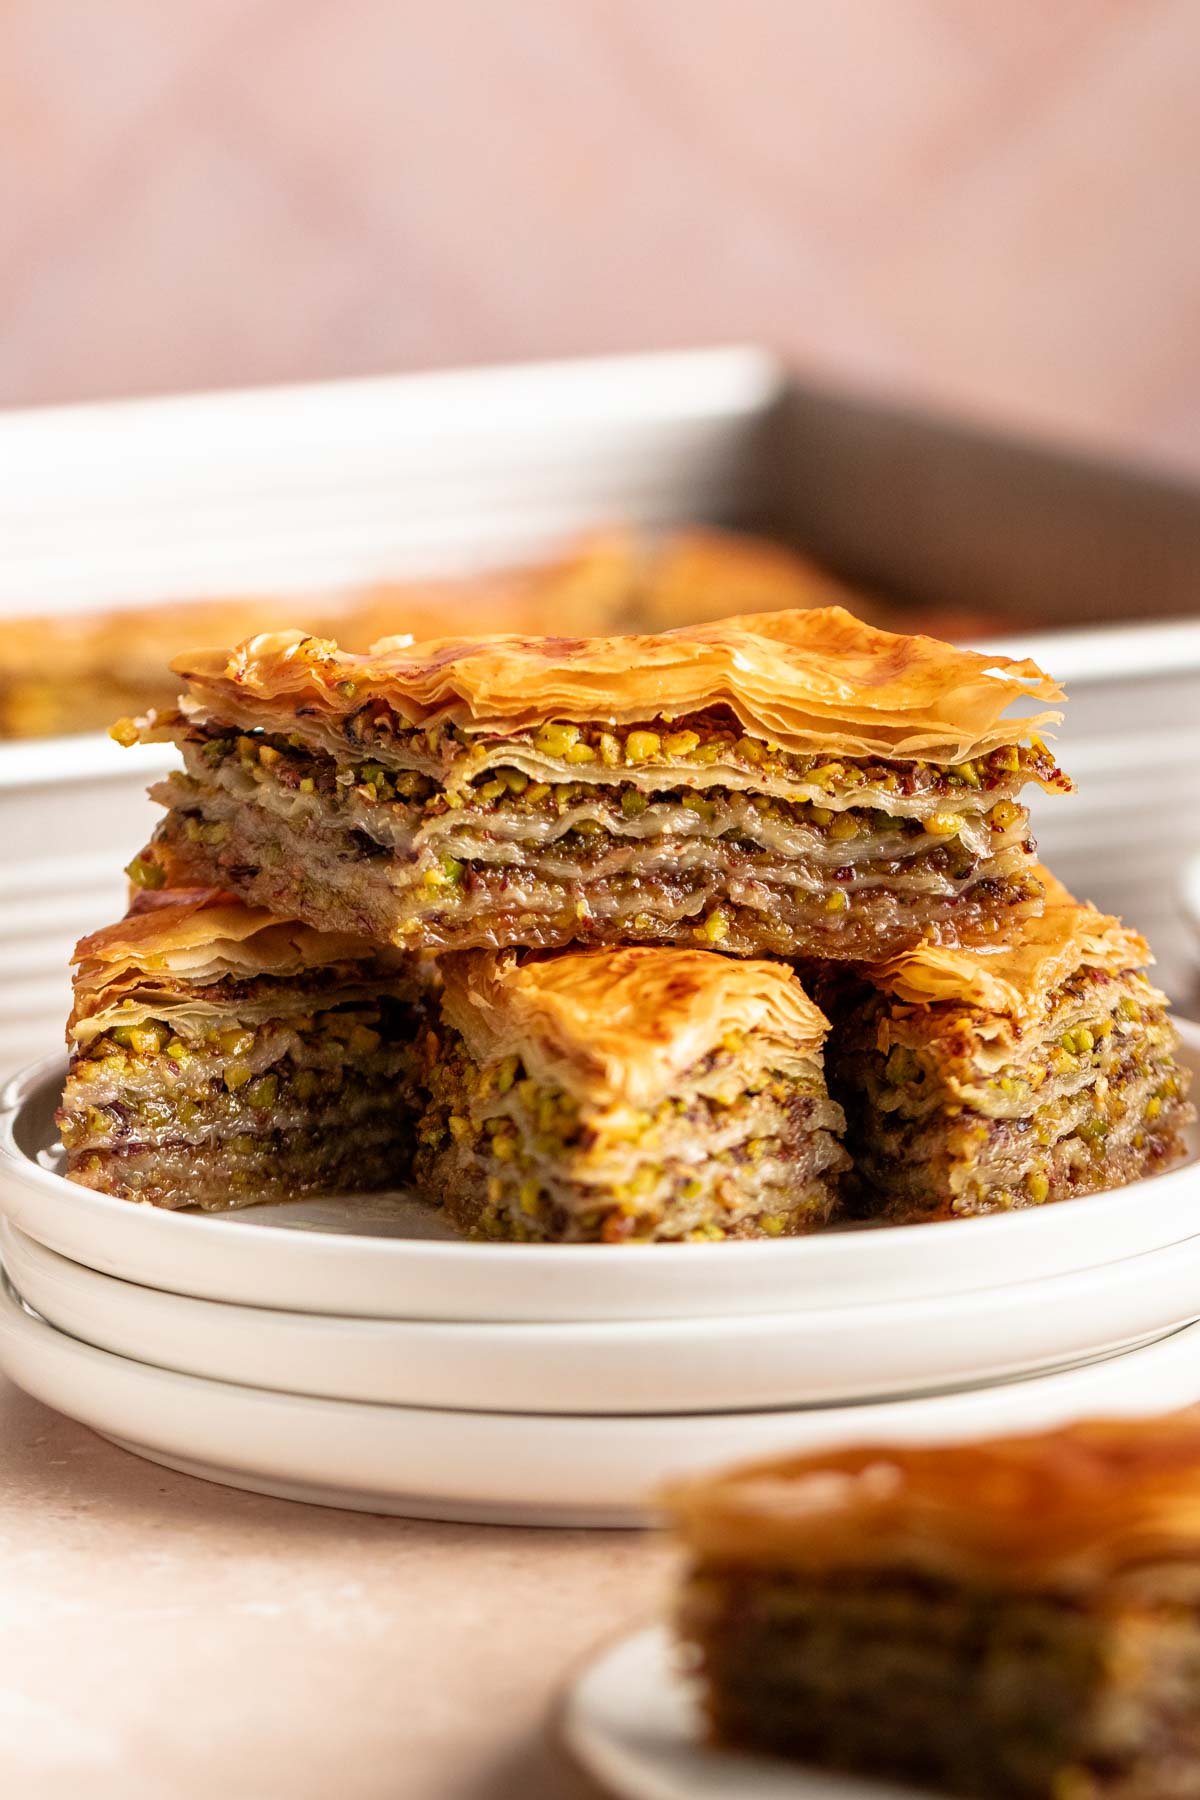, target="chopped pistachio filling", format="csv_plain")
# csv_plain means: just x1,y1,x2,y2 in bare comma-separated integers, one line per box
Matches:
414,1030,846,1243
870,981,1176,1119
59,995,425,1208
190,717,1064,811
185,728,1041,853
65,1130,411,1211
141,777,1044,963
316,700,1066,795
58,1054,410,1152
827,966,1193,1222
